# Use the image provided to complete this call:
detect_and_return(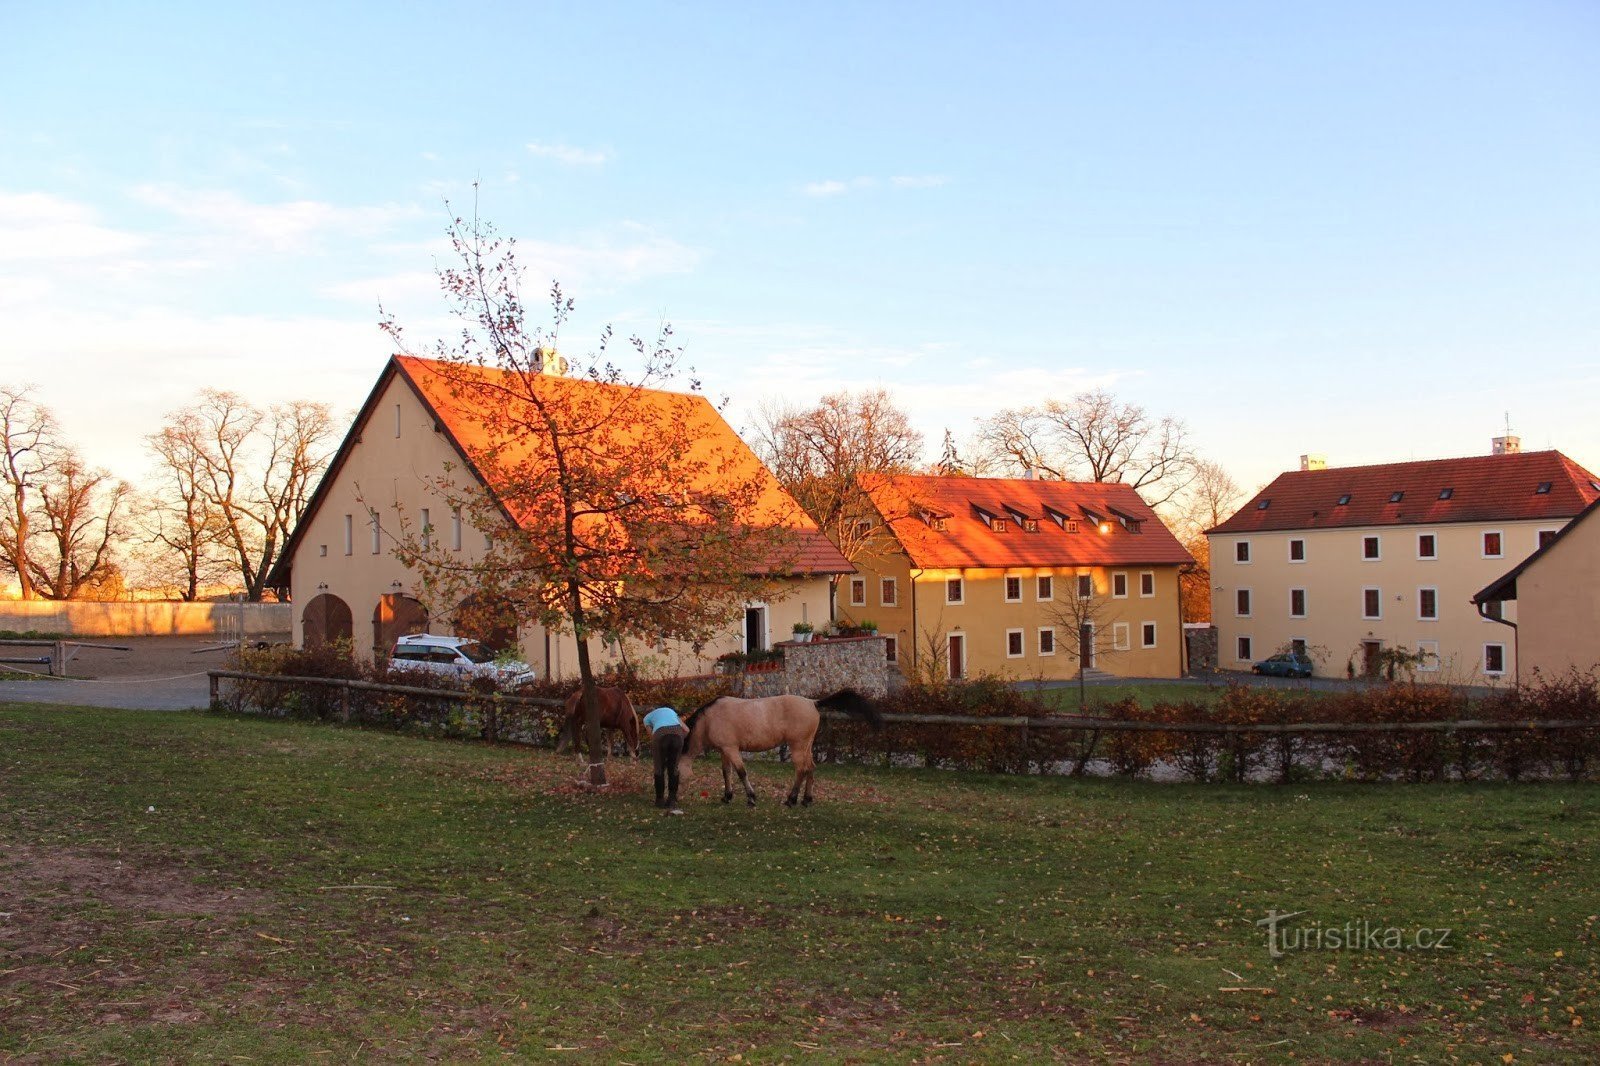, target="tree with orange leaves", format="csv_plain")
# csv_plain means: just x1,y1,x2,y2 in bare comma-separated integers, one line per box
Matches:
380,204,802,787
